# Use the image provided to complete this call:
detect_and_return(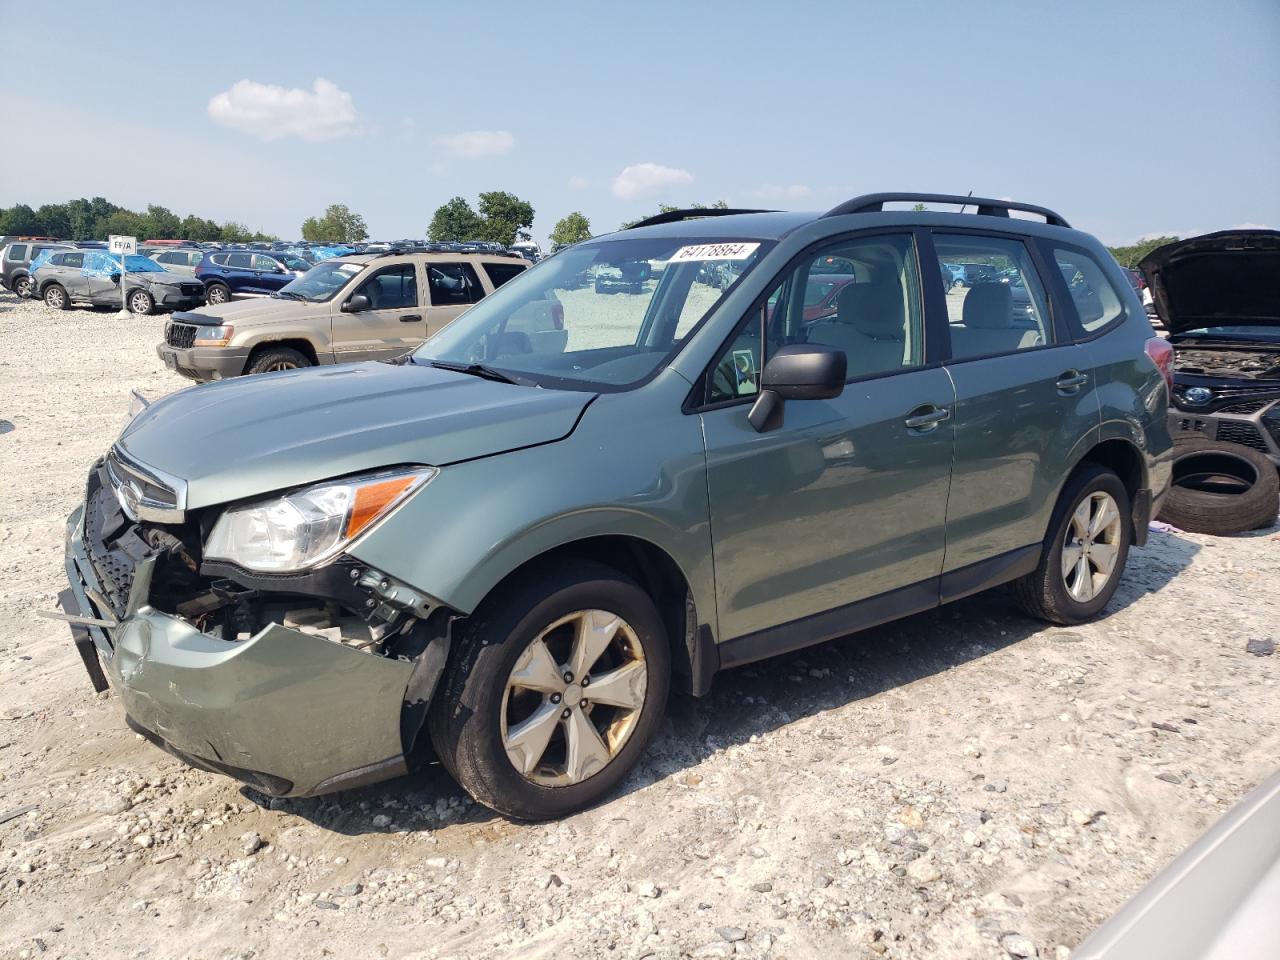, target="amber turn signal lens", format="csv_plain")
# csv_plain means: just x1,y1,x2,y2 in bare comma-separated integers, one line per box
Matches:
345,475,420,539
